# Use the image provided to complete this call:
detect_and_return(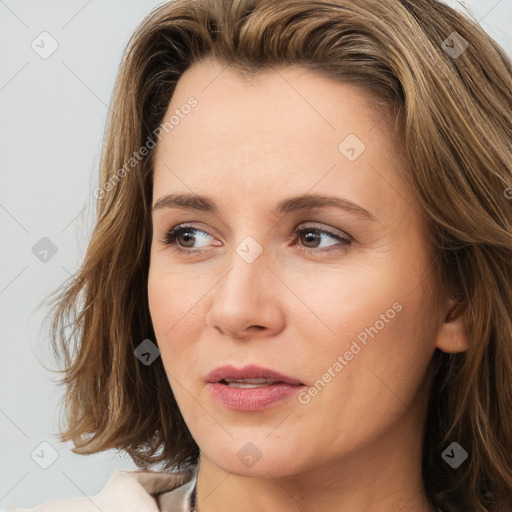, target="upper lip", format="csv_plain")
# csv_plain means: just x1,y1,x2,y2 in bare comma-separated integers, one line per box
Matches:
206,364,304,385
